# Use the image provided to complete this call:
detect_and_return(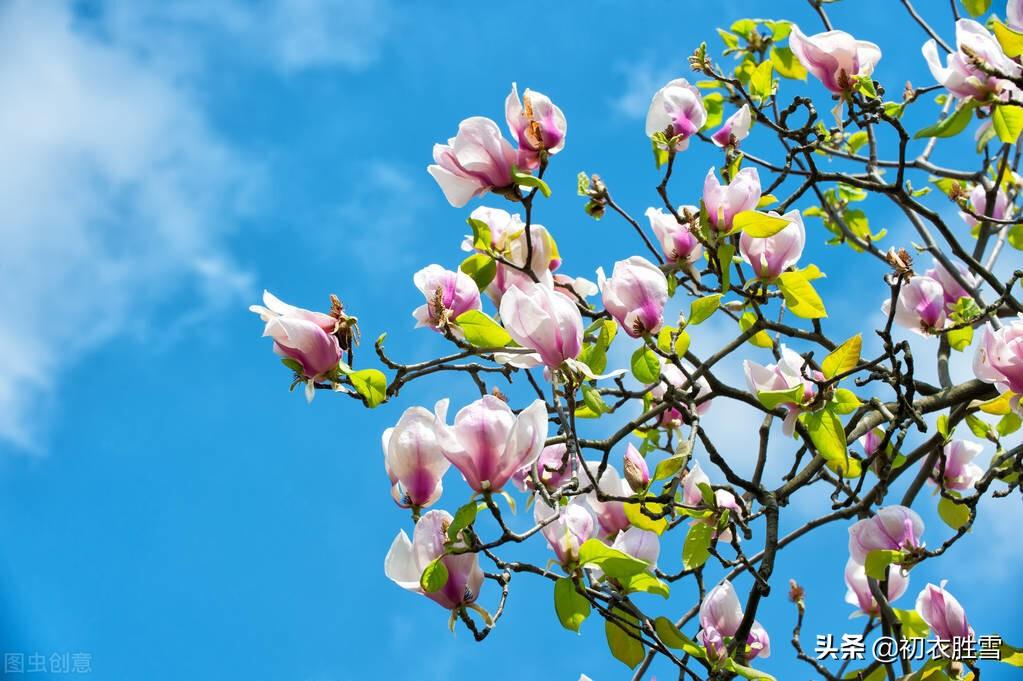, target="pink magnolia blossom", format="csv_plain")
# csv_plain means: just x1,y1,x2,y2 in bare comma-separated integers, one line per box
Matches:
739,210,806,280
535,498,595,566
623,443,651,492
384,509,484,610
961,184,1011,228
844,558,909,616
611,527,660,568
932,440,985,491
973,319,1023,400
382,401,451,509
681,461,744,542
435,396,548,493
583,461,631,537
463,206,560,304
923,19,1021,100
650,361,713,427
645,78,706,152
848,505,925,564
1011,0,1023,30
789,25,882,93
512,442,573,492
858,428,885,456
924,259,978,311
597,256,669,338
698,581,771,661
743,346,821,435
682,461,712,508
881,275,948,335
500,281,583,369
916,582,975,641
249,290,341,383
704,167,762,233
505,82,567,168
412,265,482,331
711,104,752,147
553,273,598,301
428,117,519,207
645,206,703,265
